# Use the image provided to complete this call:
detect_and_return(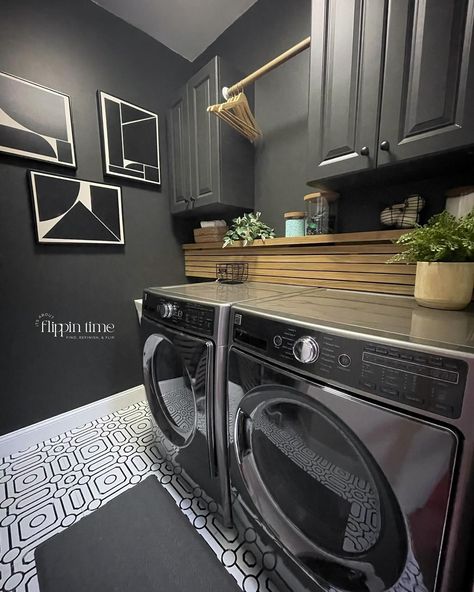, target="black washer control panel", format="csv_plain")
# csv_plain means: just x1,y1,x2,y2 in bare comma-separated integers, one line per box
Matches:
233,311,468,419
143,291,214,336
